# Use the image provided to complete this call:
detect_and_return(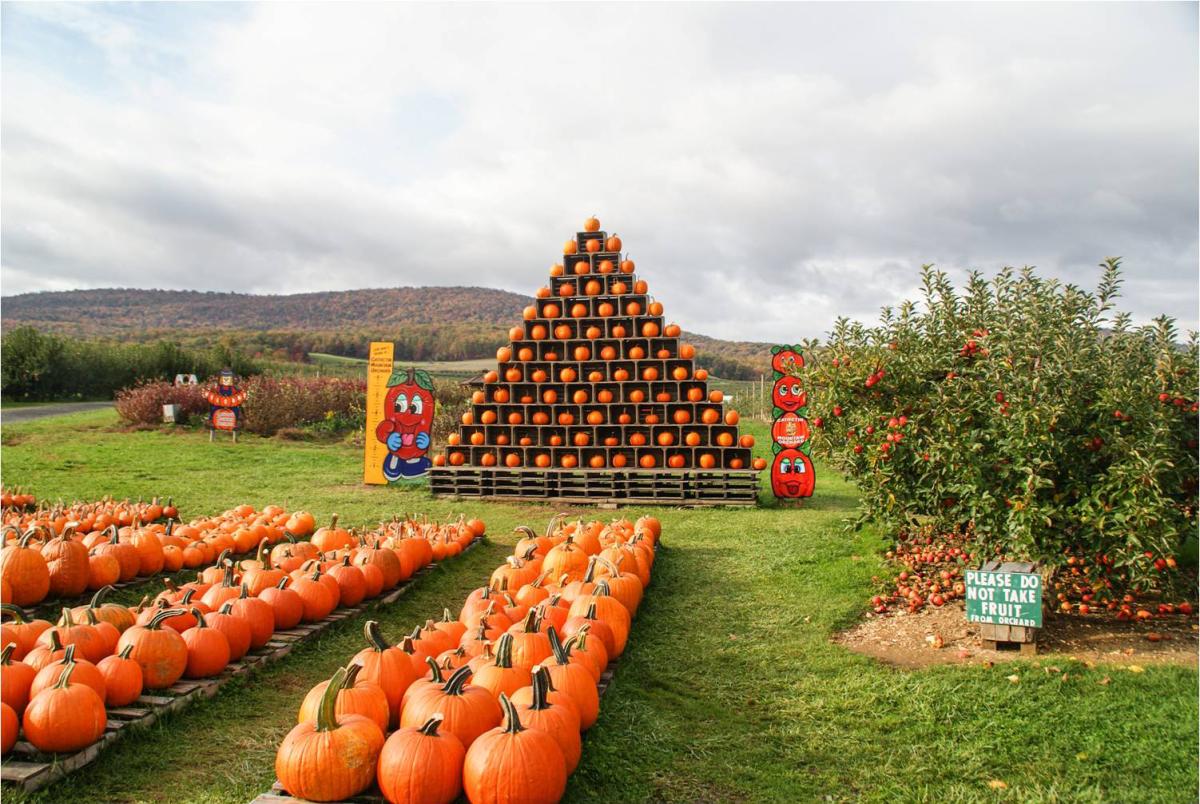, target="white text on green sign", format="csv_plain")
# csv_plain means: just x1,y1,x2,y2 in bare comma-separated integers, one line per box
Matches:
964,570,1042,628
